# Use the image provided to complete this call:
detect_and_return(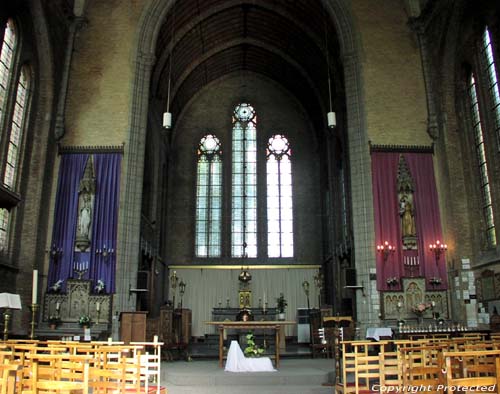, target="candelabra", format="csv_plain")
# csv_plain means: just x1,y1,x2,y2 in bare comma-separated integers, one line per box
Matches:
73,261,89,280
386,277,399,287
377,241,396,261
404,256,420,277
95,245,115,260
30,304,39,340
429,240,447,260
